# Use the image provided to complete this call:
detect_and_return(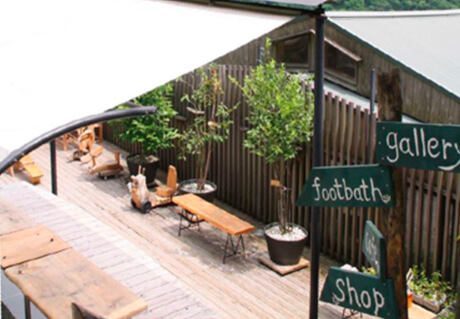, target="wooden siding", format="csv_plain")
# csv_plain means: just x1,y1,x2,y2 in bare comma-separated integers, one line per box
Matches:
215,17,460,125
